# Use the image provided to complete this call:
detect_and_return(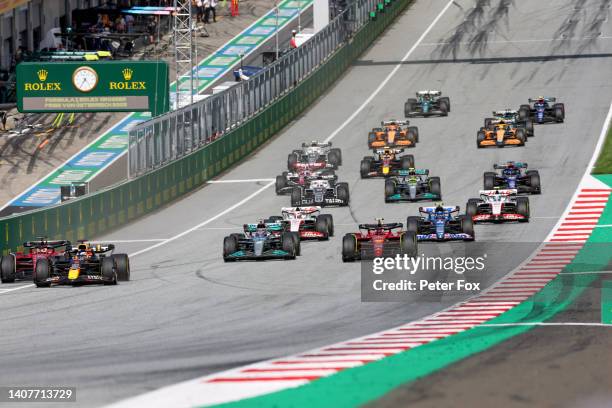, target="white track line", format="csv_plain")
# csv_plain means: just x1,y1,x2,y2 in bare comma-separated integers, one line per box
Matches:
207,179,276,183
0,284,34,294
323,0,456,143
